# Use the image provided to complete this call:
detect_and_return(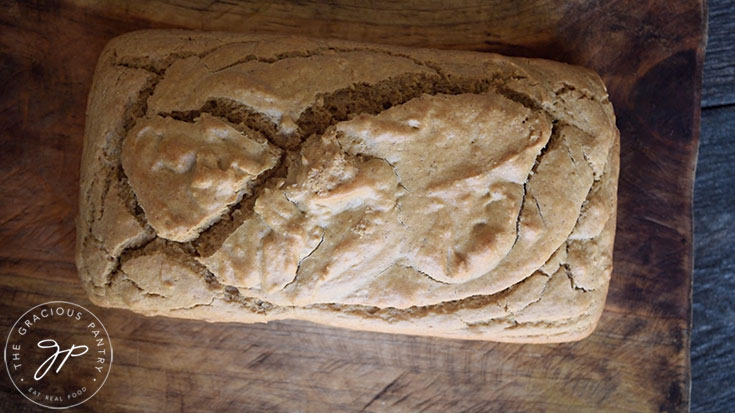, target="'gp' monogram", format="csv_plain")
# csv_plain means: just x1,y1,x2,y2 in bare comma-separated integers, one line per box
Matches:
34,339,89,380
